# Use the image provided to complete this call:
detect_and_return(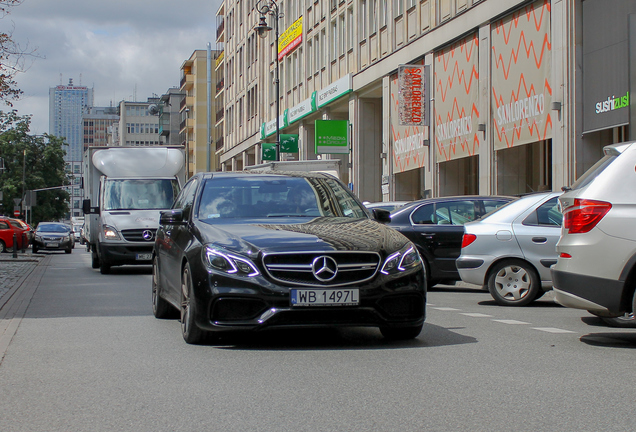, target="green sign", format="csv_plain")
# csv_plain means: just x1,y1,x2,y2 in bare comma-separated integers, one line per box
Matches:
315,120,349,154
262,143,277,161
280,134,299,153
